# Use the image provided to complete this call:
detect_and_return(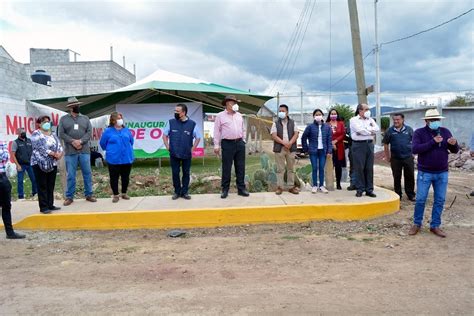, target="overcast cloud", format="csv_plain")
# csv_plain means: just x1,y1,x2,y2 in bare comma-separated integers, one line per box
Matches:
1,0,472,112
